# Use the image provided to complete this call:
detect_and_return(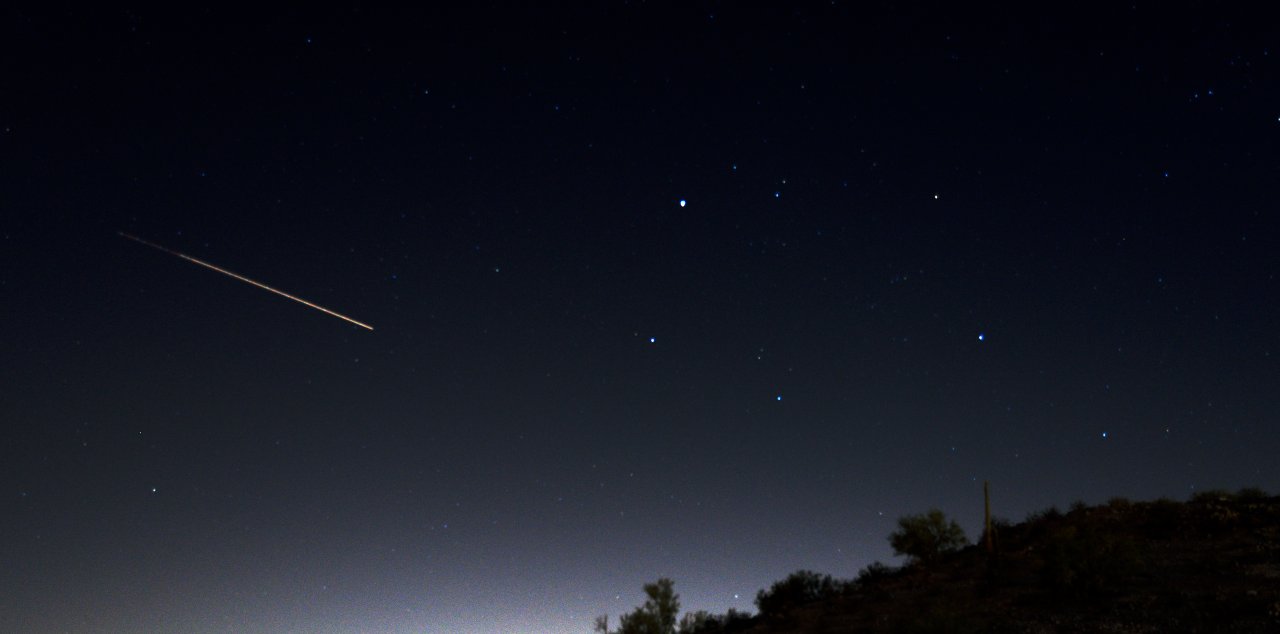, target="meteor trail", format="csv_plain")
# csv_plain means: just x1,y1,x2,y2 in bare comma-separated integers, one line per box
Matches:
119,232,374,331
